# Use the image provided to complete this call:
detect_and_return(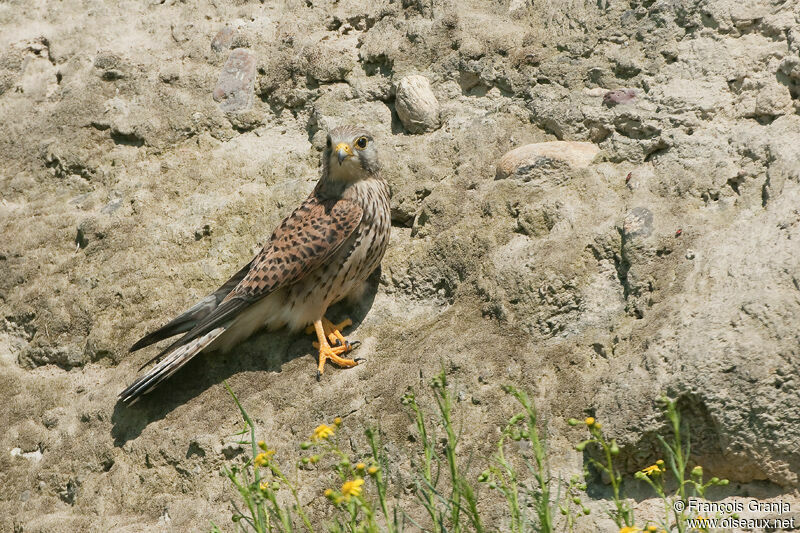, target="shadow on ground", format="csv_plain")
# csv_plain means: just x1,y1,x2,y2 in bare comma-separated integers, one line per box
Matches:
110,270,381,446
